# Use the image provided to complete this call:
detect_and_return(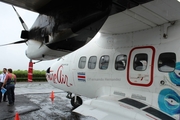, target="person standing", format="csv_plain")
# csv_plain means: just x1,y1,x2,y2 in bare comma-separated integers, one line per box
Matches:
0,68,7,102
2,68,16,105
